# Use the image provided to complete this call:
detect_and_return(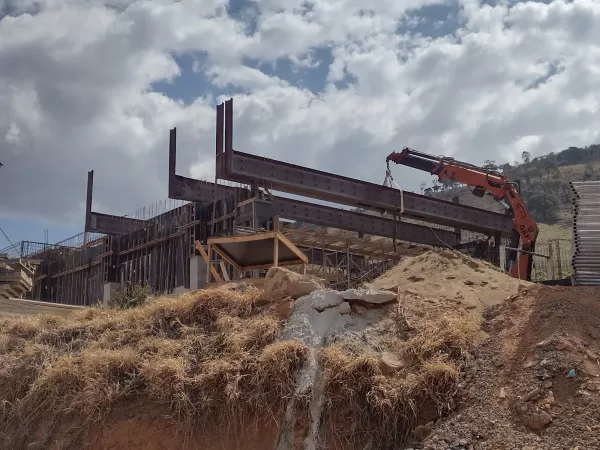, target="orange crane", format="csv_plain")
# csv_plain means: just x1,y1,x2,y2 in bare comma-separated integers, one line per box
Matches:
386,147,538,280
